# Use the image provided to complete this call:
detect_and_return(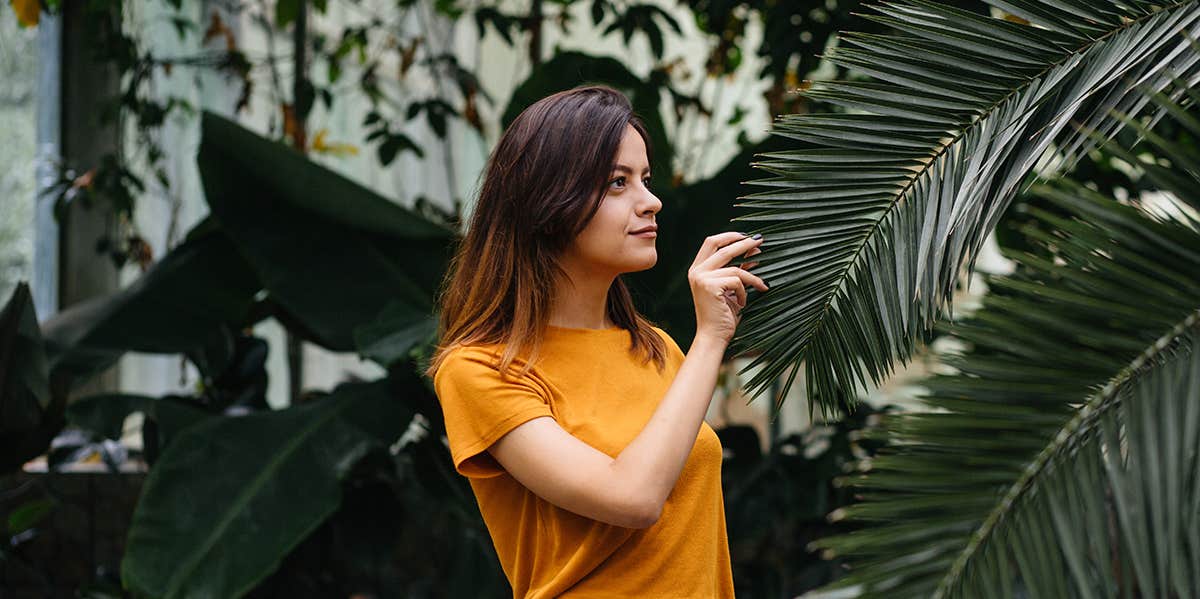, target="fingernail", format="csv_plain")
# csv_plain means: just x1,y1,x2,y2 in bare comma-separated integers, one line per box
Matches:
751,233,762,240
